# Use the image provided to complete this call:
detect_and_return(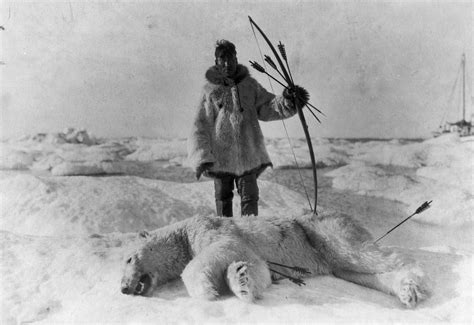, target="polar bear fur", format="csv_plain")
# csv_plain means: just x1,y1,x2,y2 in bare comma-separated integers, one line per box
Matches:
121,212,429,307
